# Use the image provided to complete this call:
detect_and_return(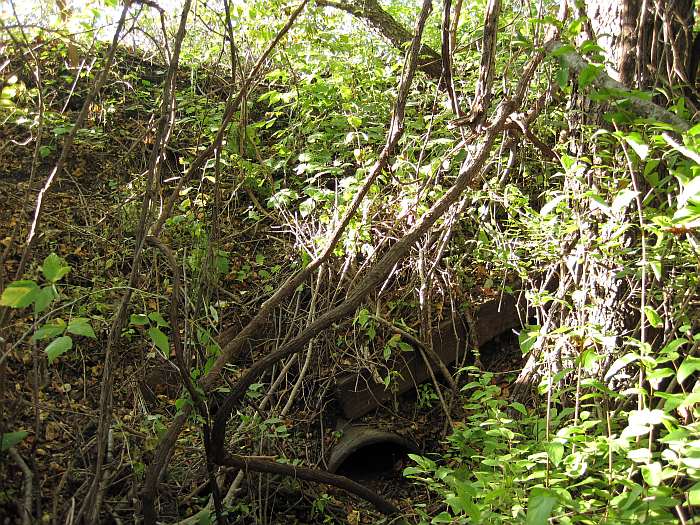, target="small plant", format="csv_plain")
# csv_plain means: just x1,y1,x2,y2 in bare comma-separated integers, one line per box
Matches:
417,384,439,409
128,311,171,358
1,253,96,363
